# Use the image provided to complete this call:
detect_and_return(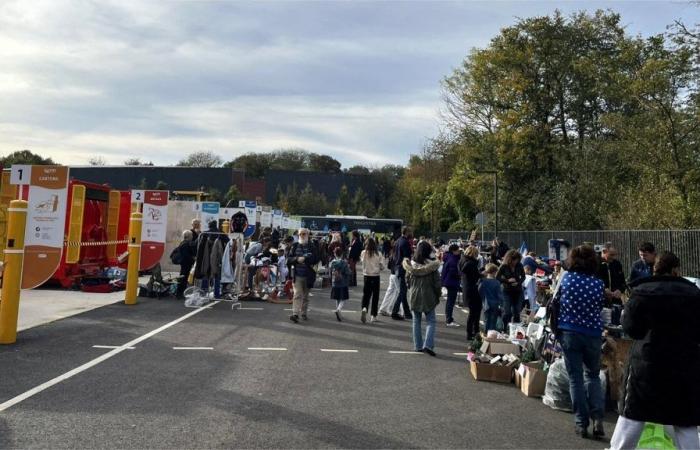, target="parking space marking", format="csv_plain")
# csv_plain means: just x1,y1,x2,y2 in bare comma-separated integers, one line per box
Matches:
388,351,422,354
320,349,359,353
173,347,214,350
93,345,135,350
453,352,469,356
238,307,264,311
0,301,221,413
247,347,287,351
